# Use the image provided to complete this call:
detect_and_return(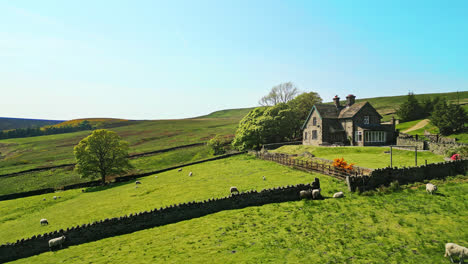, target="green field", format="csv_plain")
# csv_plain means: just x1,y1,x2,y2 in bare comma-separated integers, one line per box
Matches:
0,145,215,196
271,145,445,169
396,118,468,144
0,108,251,175
0,155,331,245
6,162,468,263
